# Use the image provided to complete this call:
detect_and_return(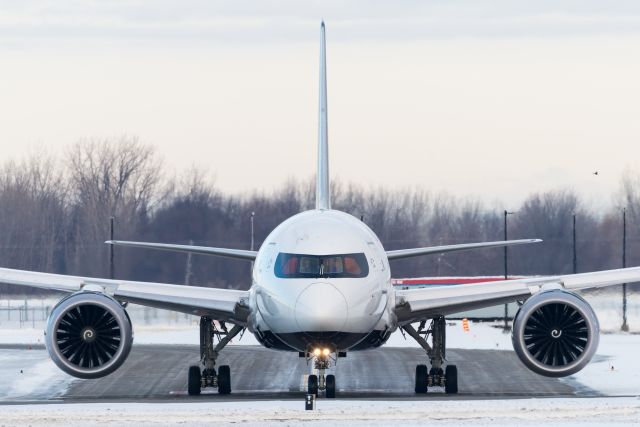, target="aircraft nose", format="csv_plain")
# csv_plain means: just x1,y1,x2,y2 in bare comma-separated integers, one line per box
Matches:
294,282,348,332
